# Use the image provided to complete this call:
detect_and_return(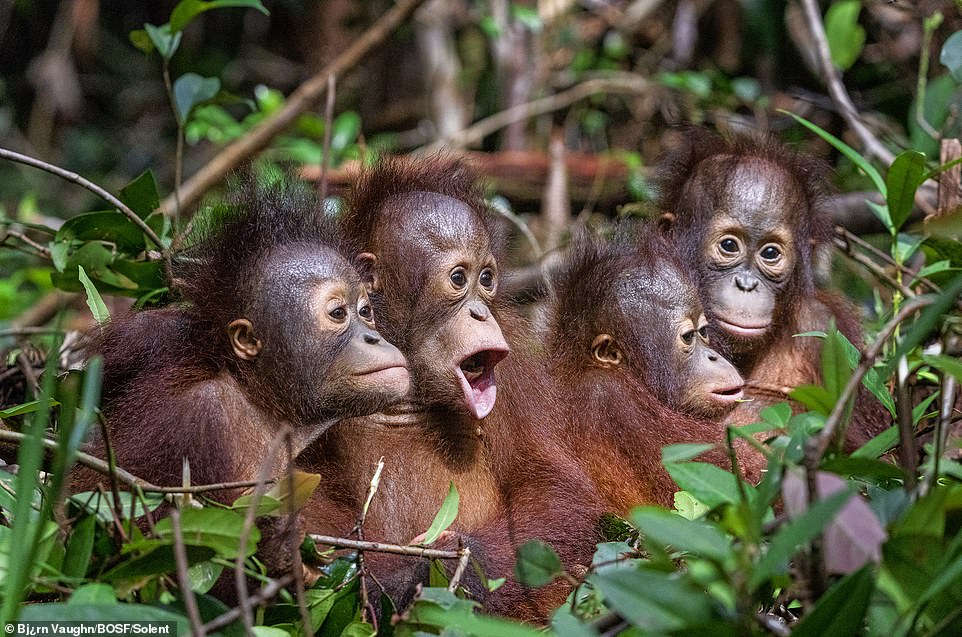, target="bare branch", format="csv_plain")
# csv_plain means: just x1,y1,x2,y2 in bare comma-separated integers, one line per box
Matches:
0,429,274,494
309,534,462,560
170,510,206,637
